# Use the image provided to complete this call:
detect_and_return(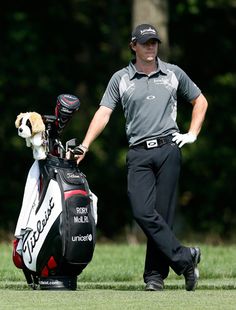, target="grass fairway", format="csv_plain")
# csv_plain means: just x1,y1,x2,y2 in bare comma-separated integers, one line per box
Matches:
1,242,236,309
1,289,236,310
